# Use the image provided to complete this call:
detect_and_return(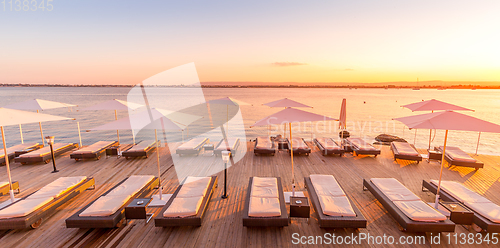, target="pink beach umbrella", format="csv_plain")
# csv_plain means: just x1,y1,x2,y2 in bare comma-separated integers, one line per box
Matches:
251,107,337,197
393,110,500,209
3,99,77,146
401,99,474,150
0,108,73,203
263,98,312,138
83,99,144,144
